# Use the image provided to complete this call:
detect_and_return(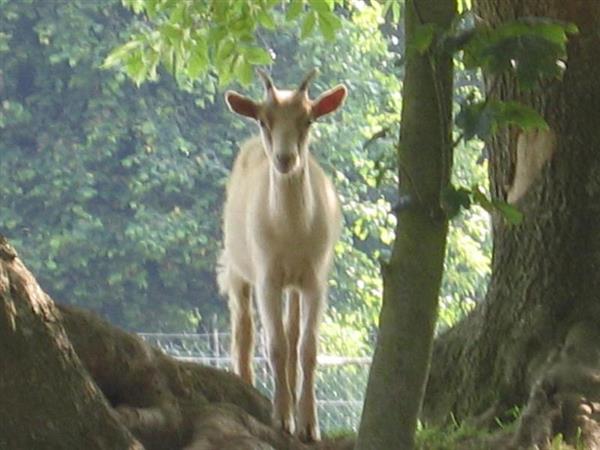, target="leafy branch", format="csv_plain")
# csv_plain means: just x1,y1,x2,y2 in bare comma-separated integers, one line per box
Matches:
103,0,344,86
